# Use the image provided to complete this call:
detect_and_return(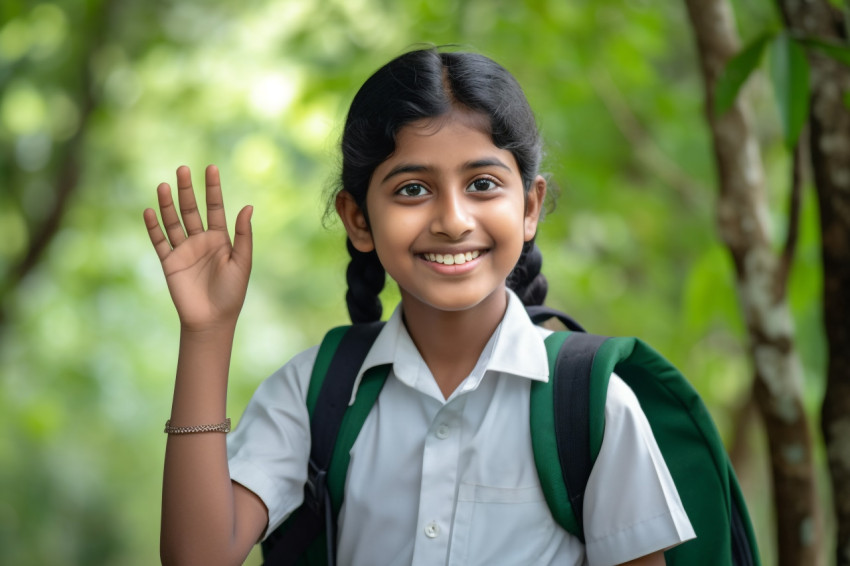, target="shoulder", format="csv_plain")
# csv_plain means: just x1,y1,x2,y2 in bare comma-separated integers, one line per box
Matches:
583,372,694,563
227,342,321,466
227,344,322,537
603,372,643,420
597,372,661,463
233,344,320,422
